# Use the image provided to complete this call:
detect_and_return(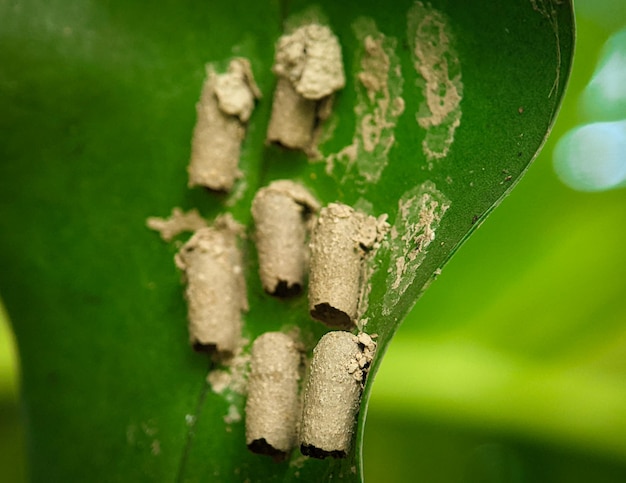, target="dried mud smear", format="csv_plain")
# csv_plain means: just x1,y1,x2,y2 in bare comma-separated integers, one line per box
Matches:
206,344,250,397
175,215,248,355
188,58,261,191
408,2,463,165
322,18,404,185
300,331,376,459
383,181,450,315
146,207,207,242
308,203,388,329
252,180,320,296
245,332,303,461
267,23,345,150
